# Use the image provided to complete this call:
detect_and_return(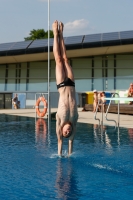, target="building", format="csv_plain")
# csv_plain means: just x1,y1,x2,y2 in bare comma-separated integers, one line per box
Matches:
0,30,133,109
